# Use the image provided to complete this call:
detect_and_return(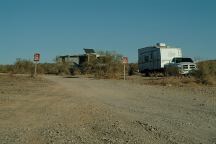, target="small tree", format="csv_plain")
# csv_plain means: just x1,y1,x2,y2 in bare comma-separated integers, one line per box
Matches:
81,50,125,79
